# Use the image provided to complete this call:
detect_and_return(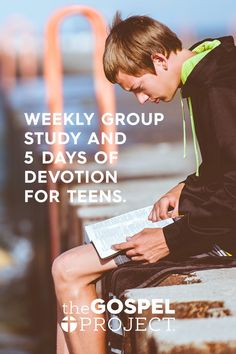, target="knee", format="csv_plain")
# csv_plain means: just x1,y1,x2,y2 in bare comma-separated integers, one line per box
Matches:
52,251,79,286
51,245,98,292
